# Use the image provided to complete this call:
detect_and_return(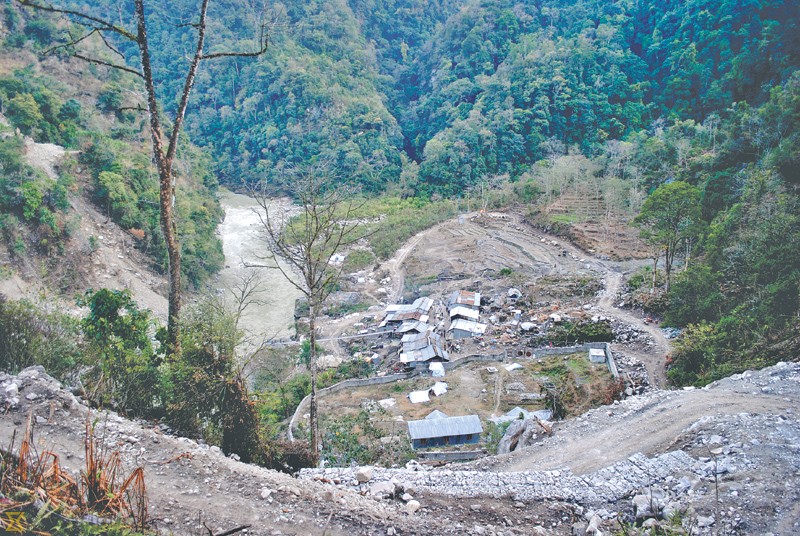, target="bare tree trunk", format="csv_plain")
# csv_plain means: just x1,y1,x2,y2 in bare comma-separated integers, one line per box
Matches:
308,302,319,464
651,254,659,292
134,0,181,356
